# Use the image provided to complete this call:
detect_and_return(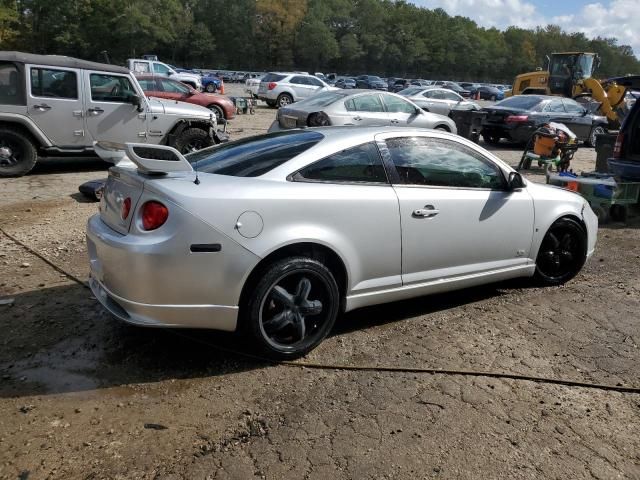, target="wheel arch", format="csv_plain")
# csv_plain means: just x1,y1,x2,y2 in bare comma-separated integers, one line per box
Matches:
0,116,50,148
238,241,349,312
163,118,213,146
532,212,588,259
